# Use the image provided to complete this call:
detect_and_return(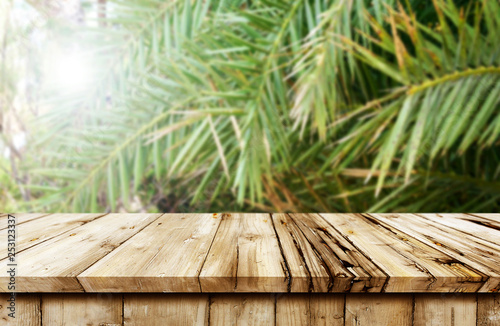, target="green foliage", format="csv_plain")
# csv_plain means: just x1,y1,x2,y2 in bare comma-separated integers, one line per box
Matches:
0,158,21,212
3,0,500,213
